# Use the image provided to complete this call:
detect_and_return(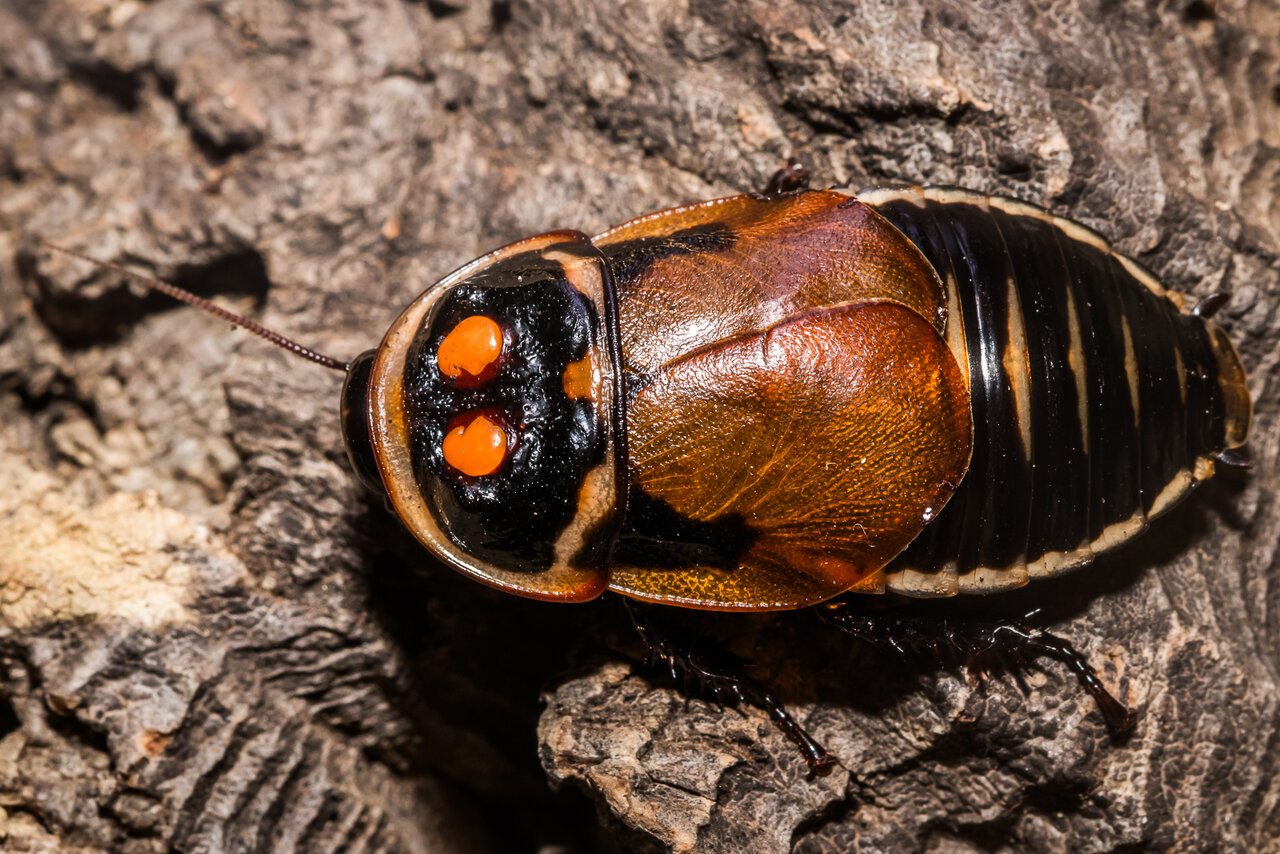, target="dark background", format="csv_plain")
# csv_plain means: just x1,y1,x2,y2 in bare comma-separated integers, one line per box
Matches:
1,1,1278,851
